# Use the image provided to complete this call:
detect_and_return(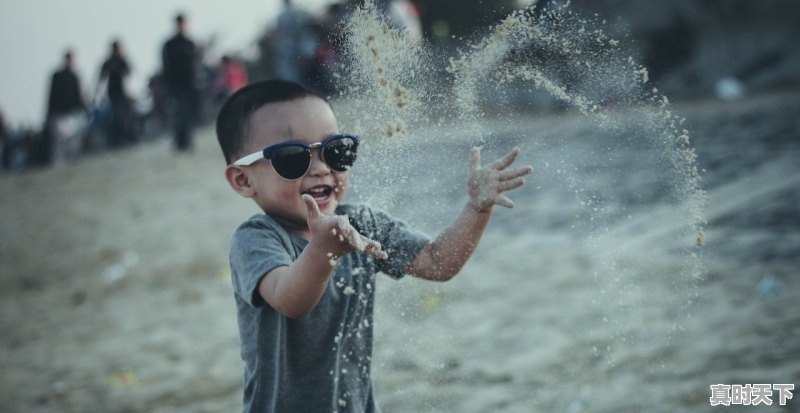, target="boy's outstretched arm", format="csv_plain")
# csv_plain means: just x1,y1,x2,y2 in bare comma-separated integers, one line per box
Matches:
258,195,387,318
406,147,533,281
